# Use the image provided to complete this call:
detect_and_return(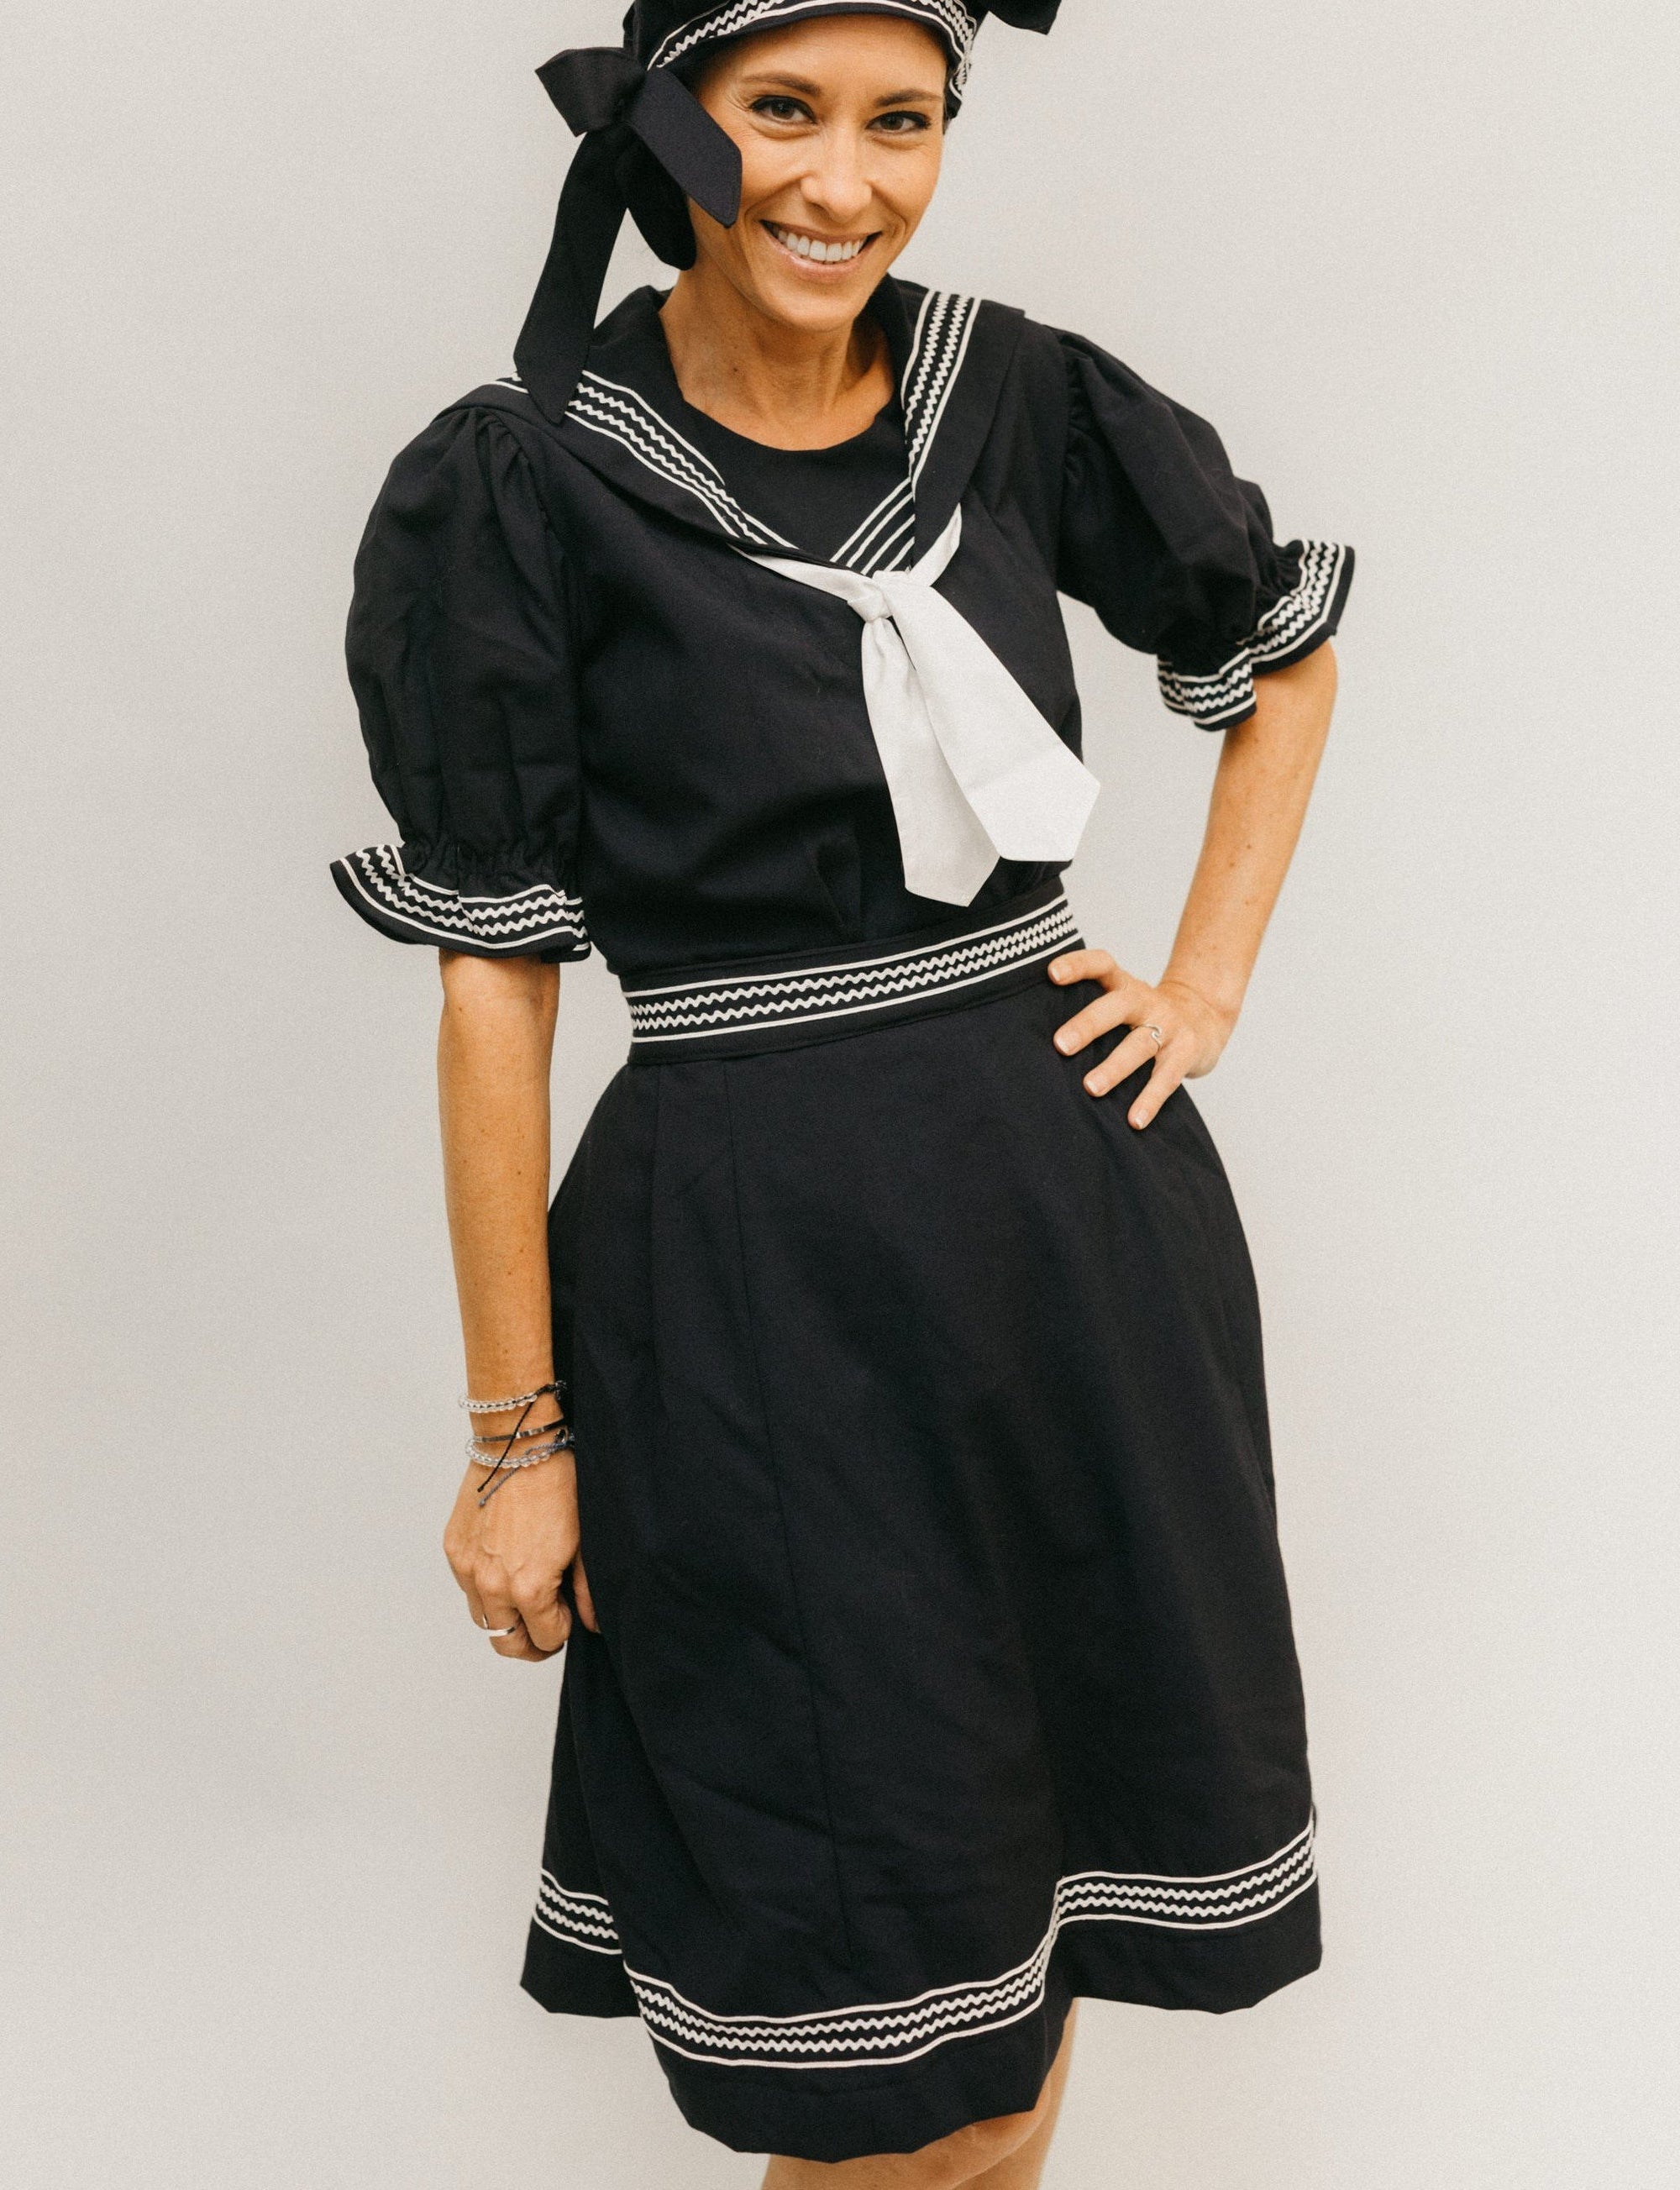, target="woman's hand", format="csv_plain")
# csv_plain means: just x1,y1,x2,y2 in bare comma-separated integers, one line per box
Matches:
1047,650,1336,1130
1048,952,1237,1130
444,1453,599,1662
